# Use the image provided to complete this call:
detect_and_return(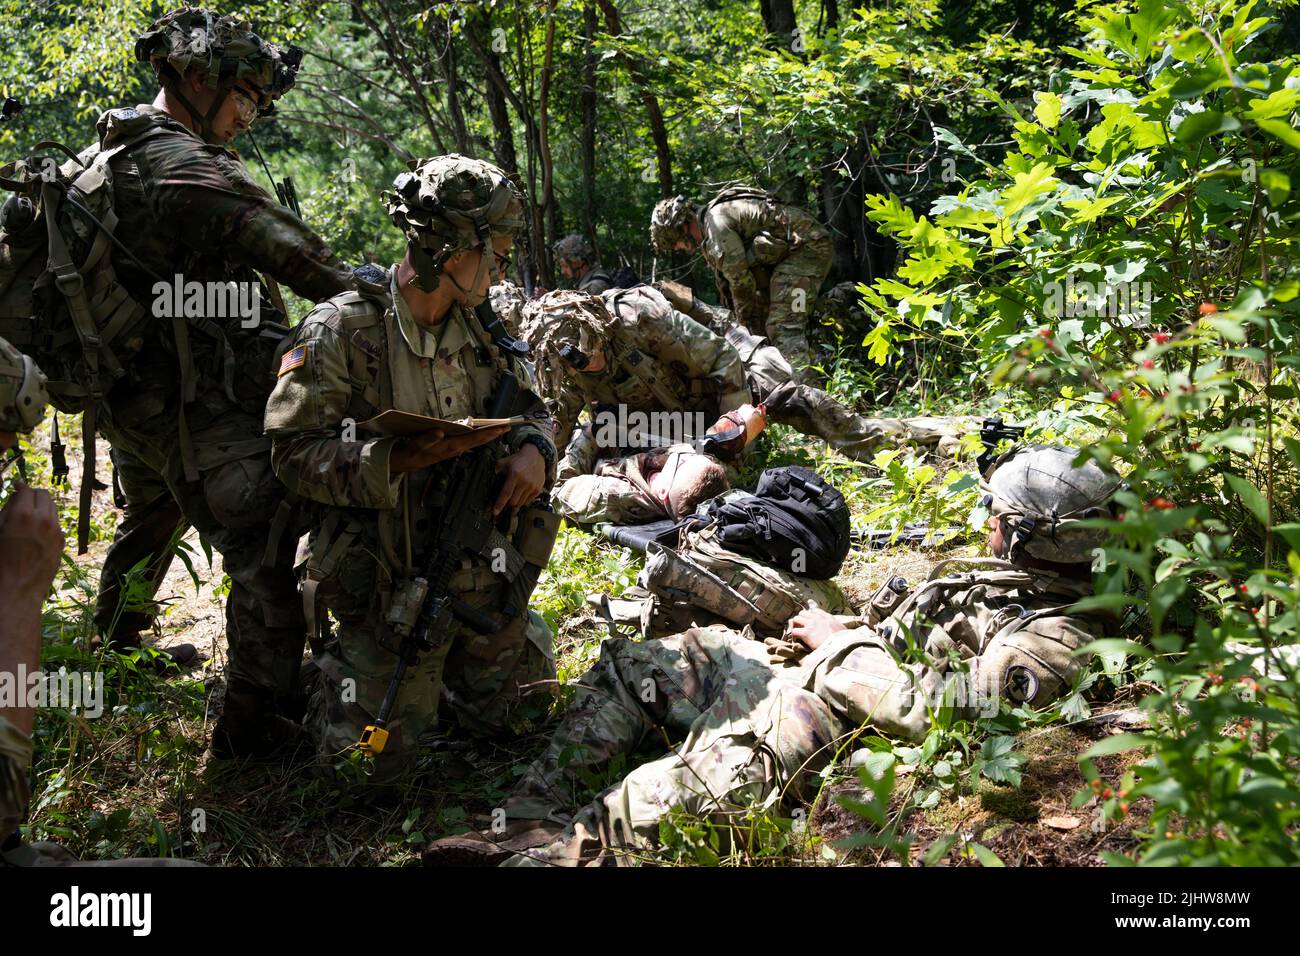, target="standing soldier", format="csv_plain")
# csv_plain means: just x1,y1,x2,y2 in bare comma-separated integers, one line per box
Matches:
264,155,560,778
553,234,614,295
650,187,832,382
81,9,362,757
